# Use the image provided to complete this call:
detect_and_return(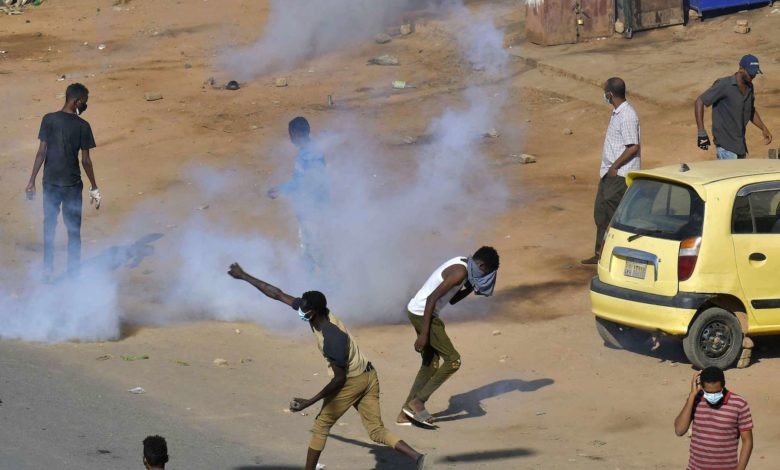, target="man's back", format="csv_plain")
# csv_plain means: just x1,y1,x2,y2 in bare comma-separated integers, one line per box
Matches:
38,111,95,187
